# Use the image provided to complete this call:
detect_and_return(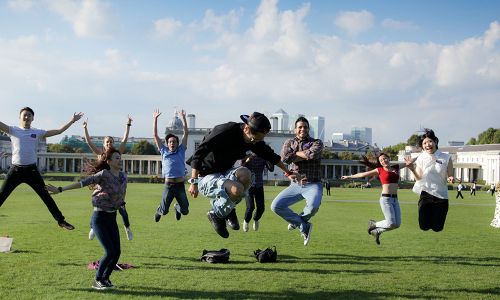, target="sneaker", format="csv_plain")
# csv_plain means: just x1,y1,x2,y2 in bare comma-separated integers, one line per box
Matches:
92,279,108,290
102,278,115,288
371,229,381,245
207,210,229,238
243,220,249,232
154,213,161,222
301,223,312,246
226,210,240,230
58,220,75,230
253,220,260,231
88,228,95,240
174,203,182,221
368,219,376,234
287,223,296,231
125,226,133,241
